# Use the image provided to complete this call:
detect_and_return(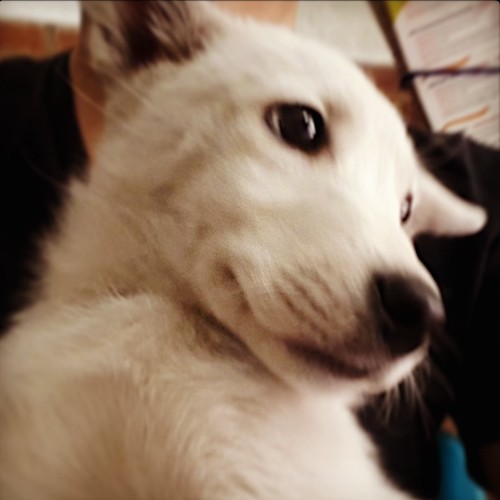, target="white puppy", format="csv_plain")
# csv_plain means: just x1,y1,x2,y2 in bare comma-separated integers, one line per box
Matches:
0,2,486,499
